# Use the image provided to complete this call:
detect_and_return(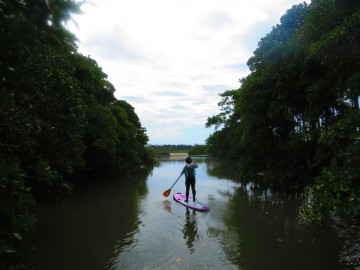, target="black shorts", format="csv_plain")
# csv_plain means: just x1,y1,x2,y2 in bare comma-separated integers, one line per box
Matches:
185,176,195,185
